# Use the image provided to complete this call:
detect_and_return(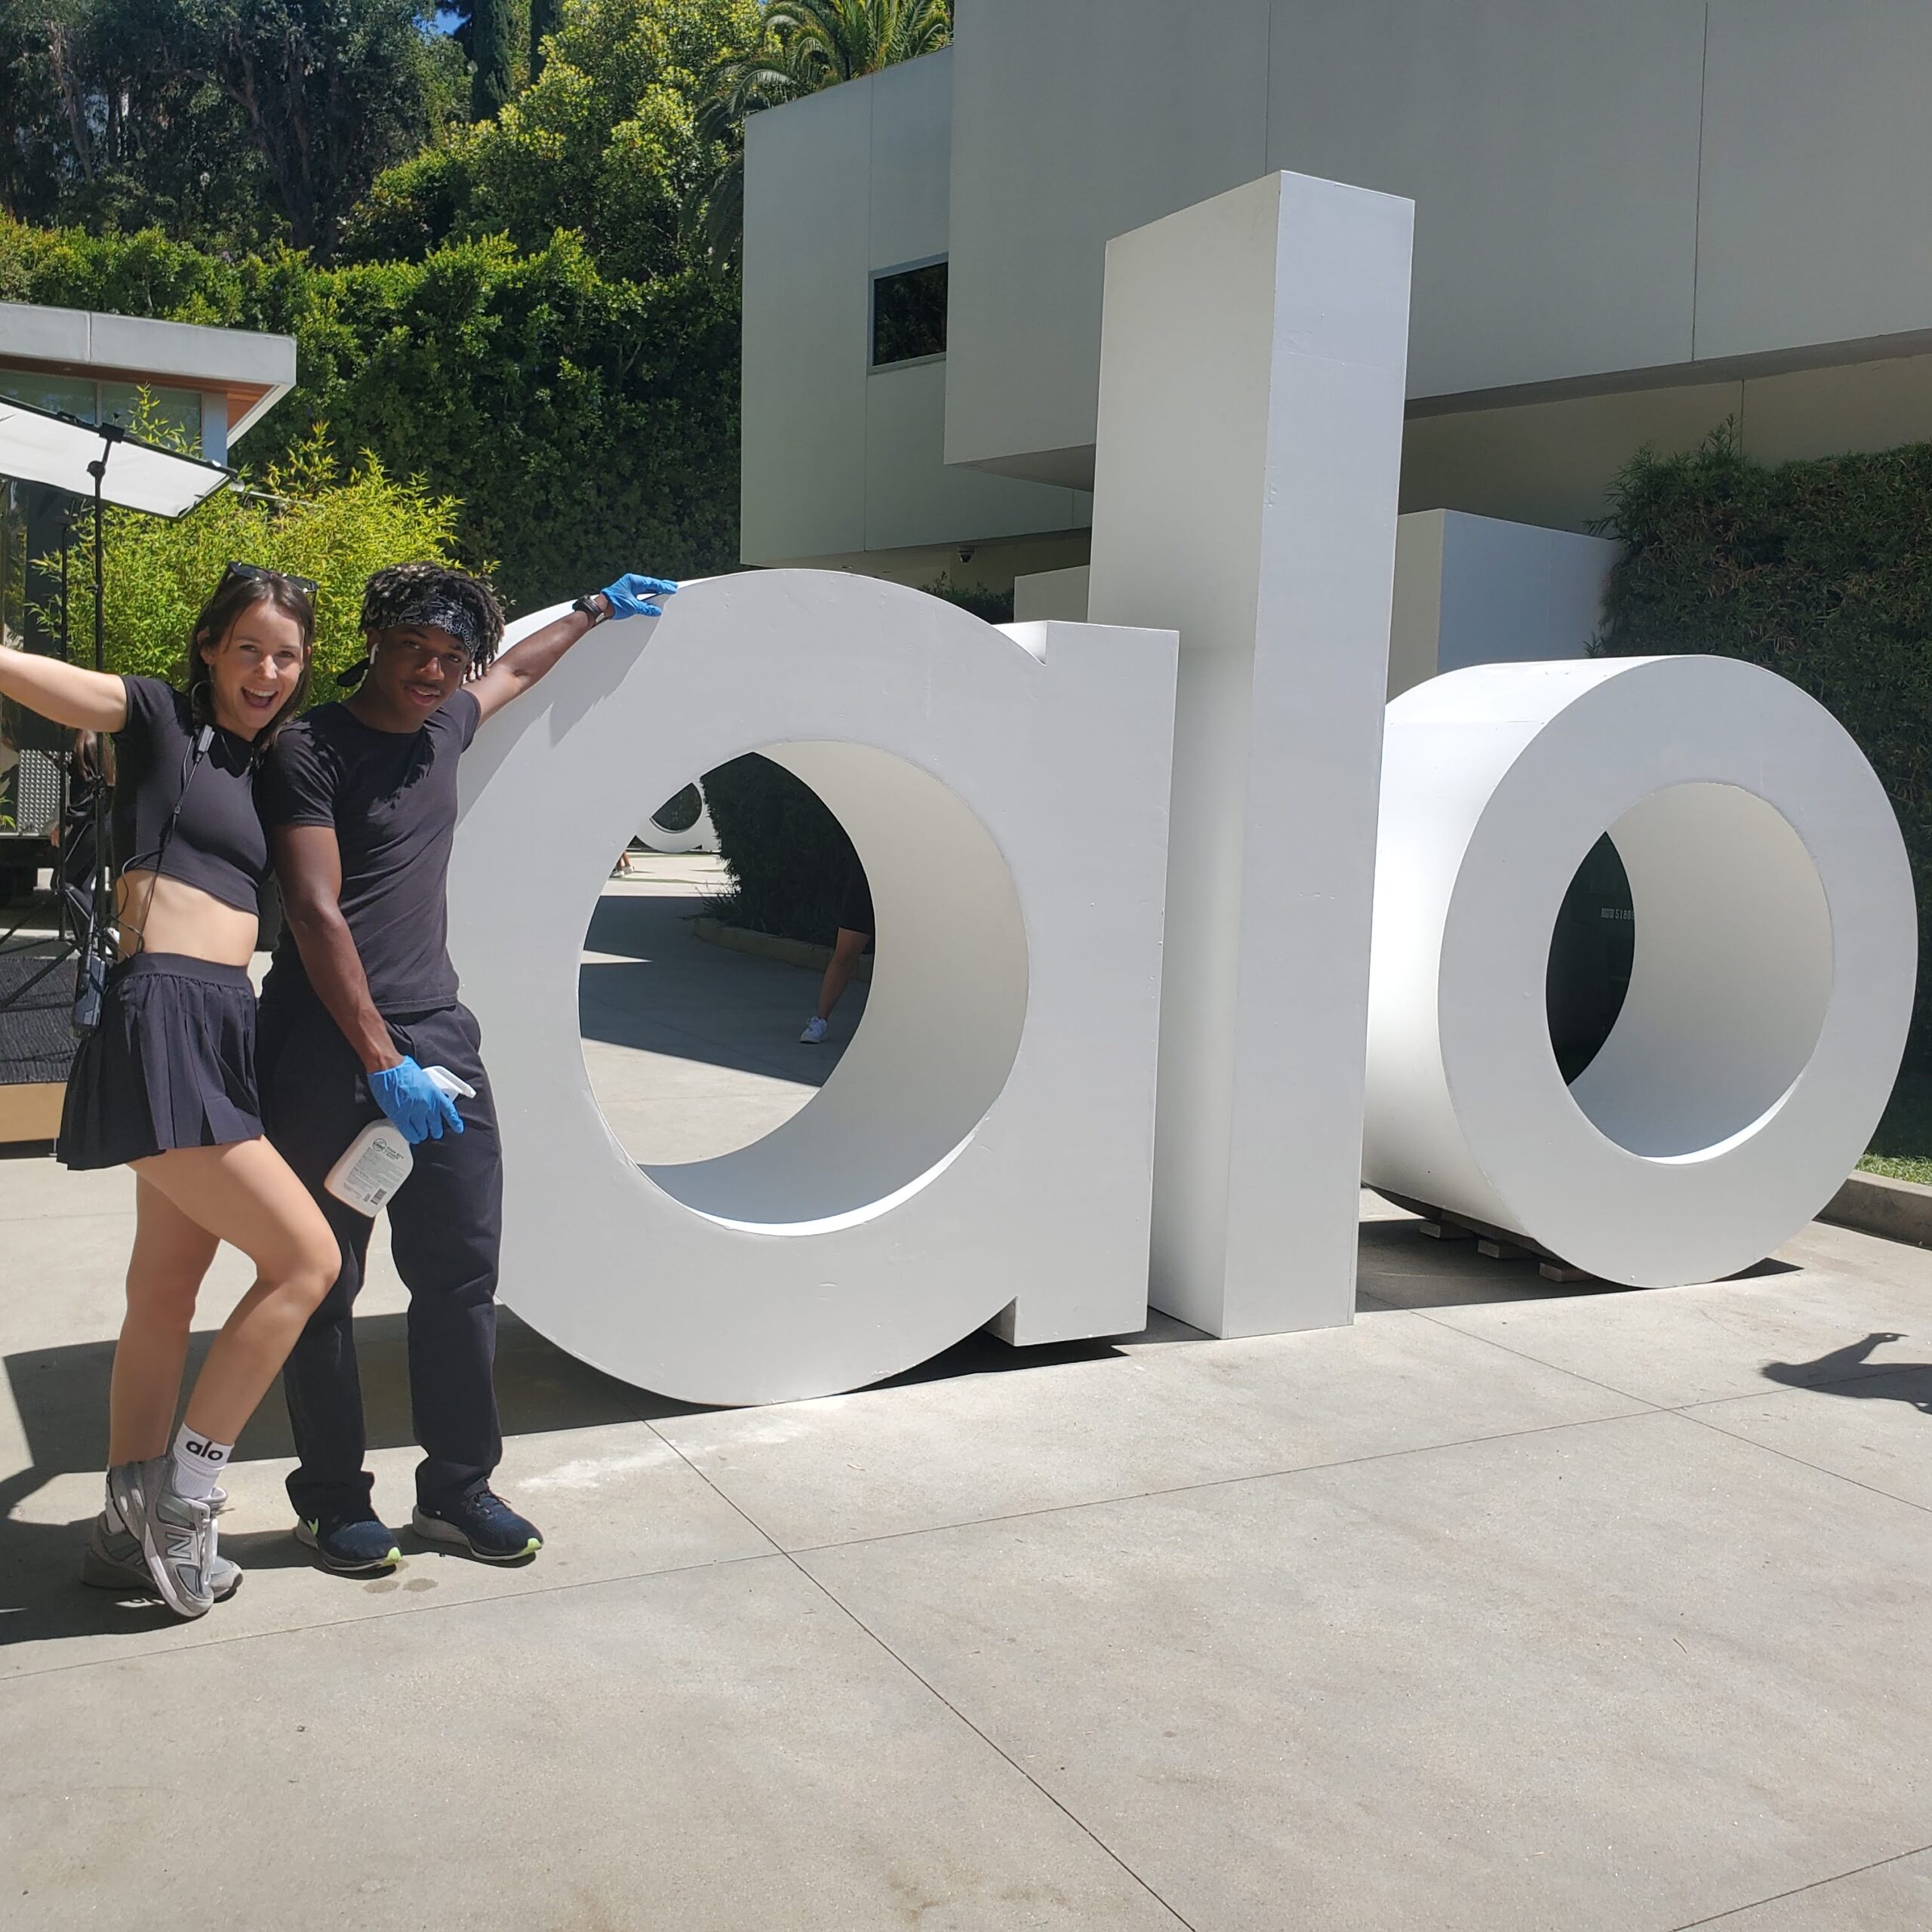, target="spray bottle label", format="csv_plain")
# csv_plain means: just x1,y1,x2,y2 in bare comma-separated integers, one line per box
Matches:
325,1123,414,1217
